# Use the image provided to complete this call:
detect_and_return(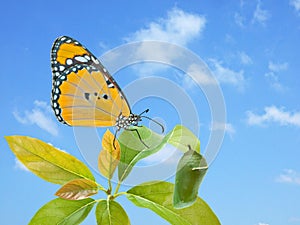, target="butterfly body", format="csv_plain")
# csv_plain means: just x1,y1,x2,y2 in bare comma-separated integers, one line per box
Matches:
50,36,139,129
